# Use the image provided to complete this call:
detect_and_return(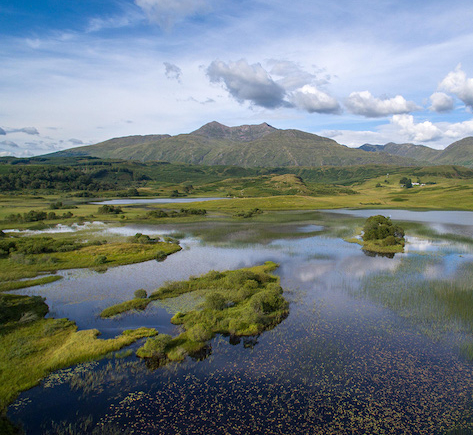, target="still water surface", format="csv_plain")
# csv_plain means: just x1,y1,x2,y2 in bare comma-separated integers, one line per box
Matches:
8,210,473,434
